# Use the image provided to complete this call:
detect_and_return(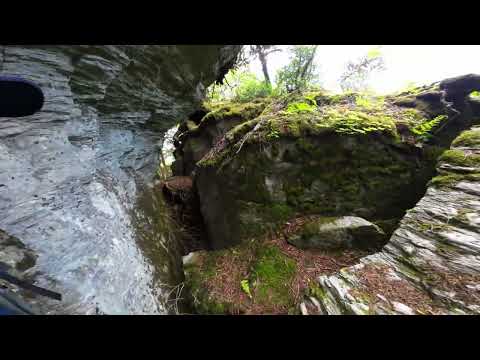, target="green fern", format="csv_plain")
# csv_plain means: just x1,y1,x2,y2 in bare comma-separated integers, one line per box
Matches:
411,115,447,140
